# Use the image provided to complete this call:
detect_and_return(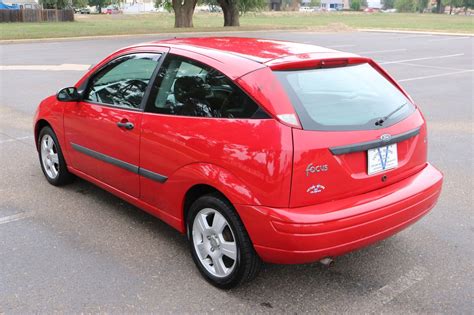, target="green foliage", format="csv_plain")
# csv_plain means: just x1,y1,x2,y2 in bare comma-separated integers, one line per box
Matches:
88,0,111,11
201,0,265,14
155,0,173,12
395,0,416,12
463,0,474,8
442,0,471,7
238,0,266,14
309,0,321,6
73,0,88,8
416,0,429,11
383,0,395,8
39,0,69,9
350,0,362,10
